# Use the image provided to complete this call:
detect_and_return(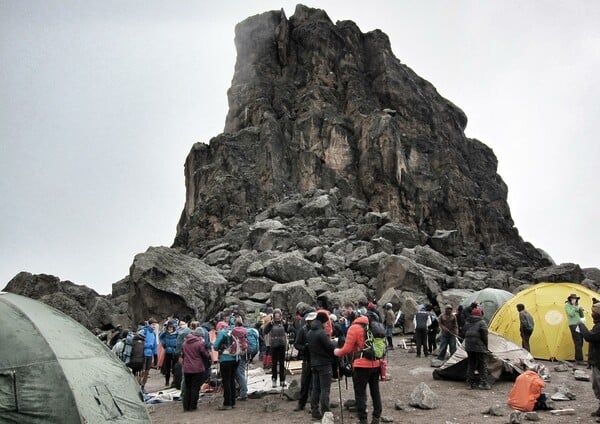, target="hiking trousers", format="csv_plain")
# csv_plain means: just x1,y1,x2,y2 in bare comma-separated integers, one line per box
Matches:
219,360,239,407
466,350,488,385
593,365,600,401
520,328,533,352
310,365,332,415
569,325,584,361
235,355,248,399
298,359,312,408
352,366,382,422
437,334,457,361
414,328,428,356
182,372,205,411
270,345,286,383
